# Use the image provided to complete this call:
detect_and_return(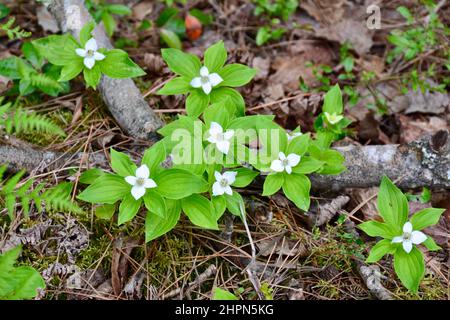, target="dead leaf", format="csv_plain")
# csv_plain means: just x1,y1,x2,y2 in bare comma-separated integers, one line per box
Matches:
309,195,350,226
252,56,271,81
37,6,60,33
132,1,153,21
300,0,346,25
257,235,308,258
398,115,448,144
